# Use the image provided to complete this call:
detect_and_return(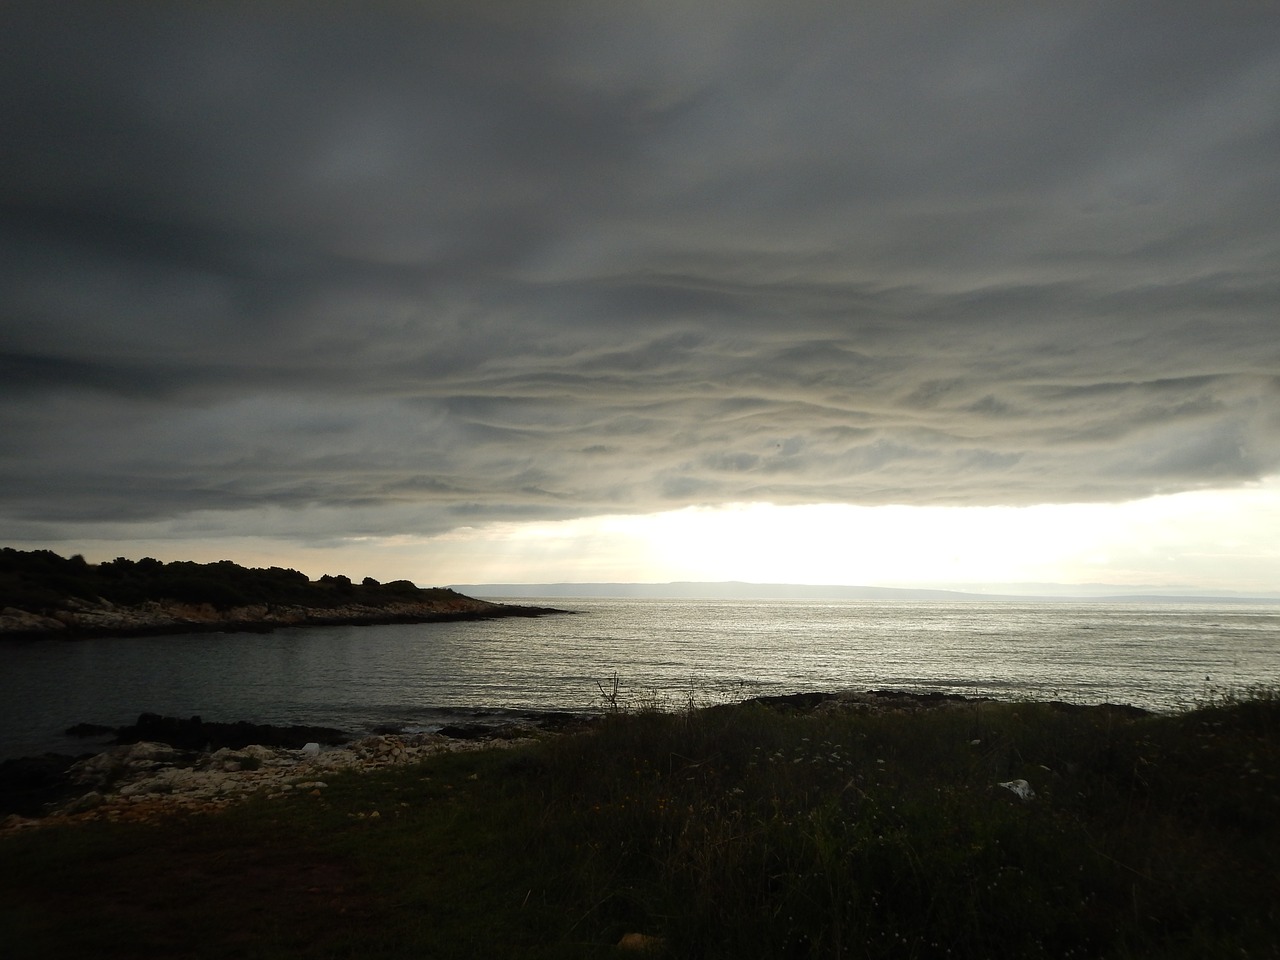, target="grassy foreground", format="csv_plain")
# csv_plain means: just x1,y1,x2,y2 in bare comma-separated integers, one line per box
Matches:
3,692,1278,959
